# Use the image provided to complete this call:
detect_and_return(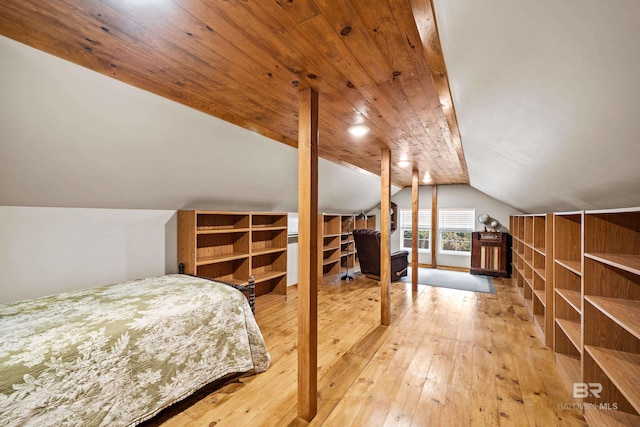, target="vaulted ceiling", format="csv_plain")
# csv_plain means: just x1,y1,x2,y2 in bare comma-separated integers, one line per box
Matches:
2,1,639,214
433,0,640,212
0,0,467,188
